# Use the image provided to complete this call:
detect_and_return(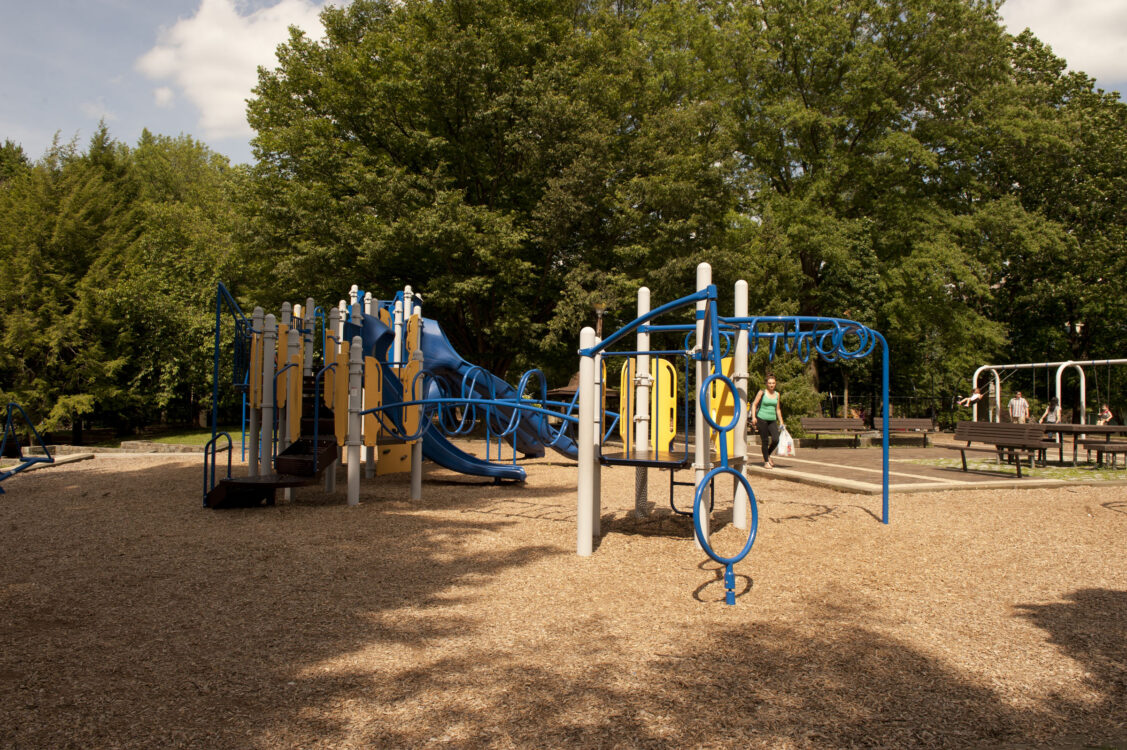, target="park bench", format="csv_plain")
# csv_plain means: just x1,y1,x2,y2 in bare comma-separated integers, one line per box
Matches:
799,417,869,448
884,417,938,446
1077,438,1127,468
943,421,1049,478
